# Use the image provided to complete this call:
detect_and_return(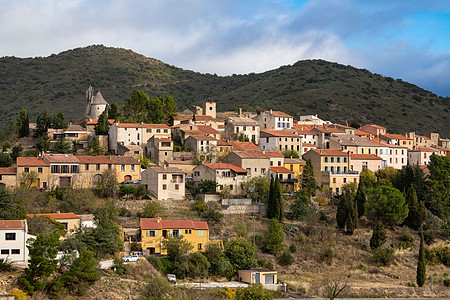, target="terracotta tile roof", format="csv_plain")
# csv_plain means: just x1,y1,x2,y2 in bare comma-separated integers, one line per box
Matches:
77,156,115,164
409,147,439,152
188,135,217,141
111,156,140,165
114,123,169,128
155,138,173,143
229,142,260,151
265,110,293,118
263,151,284,158
203,163,247,173
27,213,80,219
308,149,349,156
270,166,294,174
382,134,412,140
0,166,17,175
284,158,306,164
260,130,300,137
173,114,221,123
302,143,316,147
197,126,220,134
364,138,390,147
43,154,80,164
148,166,184,173
330,135,379,147
295,129,317,135
354,129,372,136
227,118,259,126
86,119,115,125
350,154,382,160
17,157,49,167
292,124,314,131
0,220,25,229
217,140,231,146
140,218,208,230
231,151,270,159
182,129,203,134
311,127,346,134
172,114,192,121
